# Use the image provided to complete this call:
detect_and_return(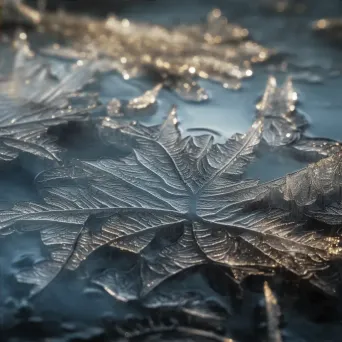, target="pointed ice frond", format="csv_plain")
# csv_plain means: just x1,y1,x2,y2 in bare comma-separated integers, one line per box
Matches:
256,76,307,146
0,94,90,162
263,282,283,342
140,224,206,296
101,106,263,191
